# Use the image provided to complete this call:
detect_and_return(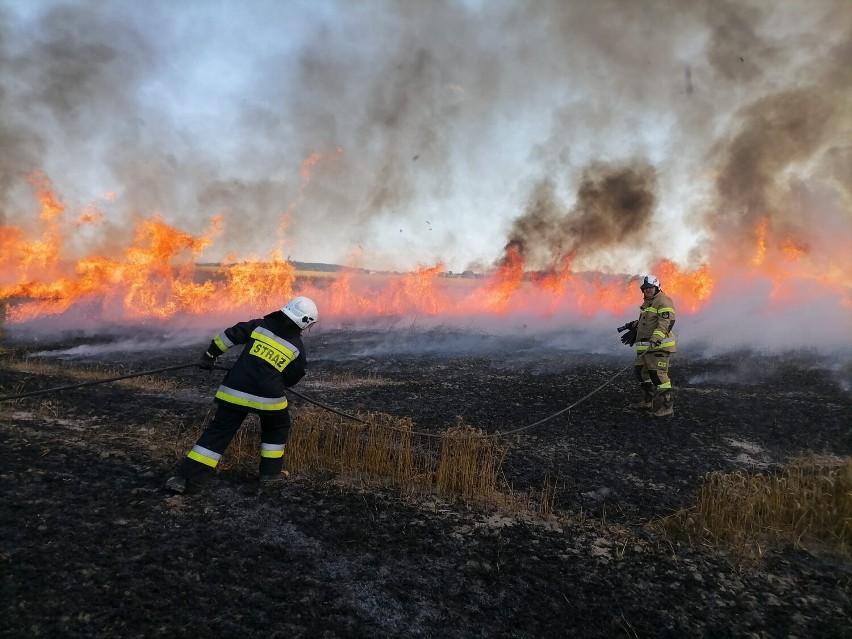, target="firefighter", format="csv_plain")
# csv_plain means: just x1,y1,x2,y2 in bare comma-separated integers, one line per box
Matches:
164,296,319,494
620,275,676,417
